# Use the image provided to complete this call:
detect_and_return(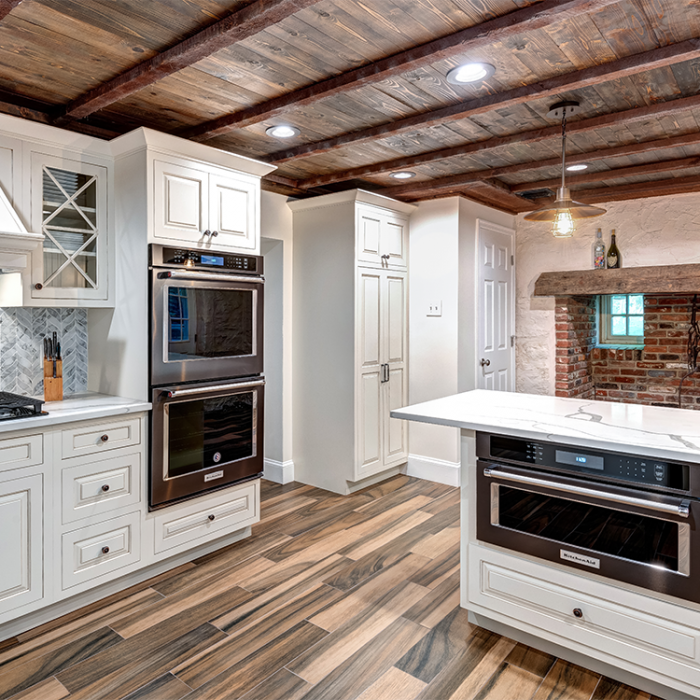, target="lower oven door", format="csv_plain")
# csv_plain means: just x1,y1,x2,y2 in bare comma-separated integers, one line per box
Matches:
150,377,264,509
476,460,700,603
